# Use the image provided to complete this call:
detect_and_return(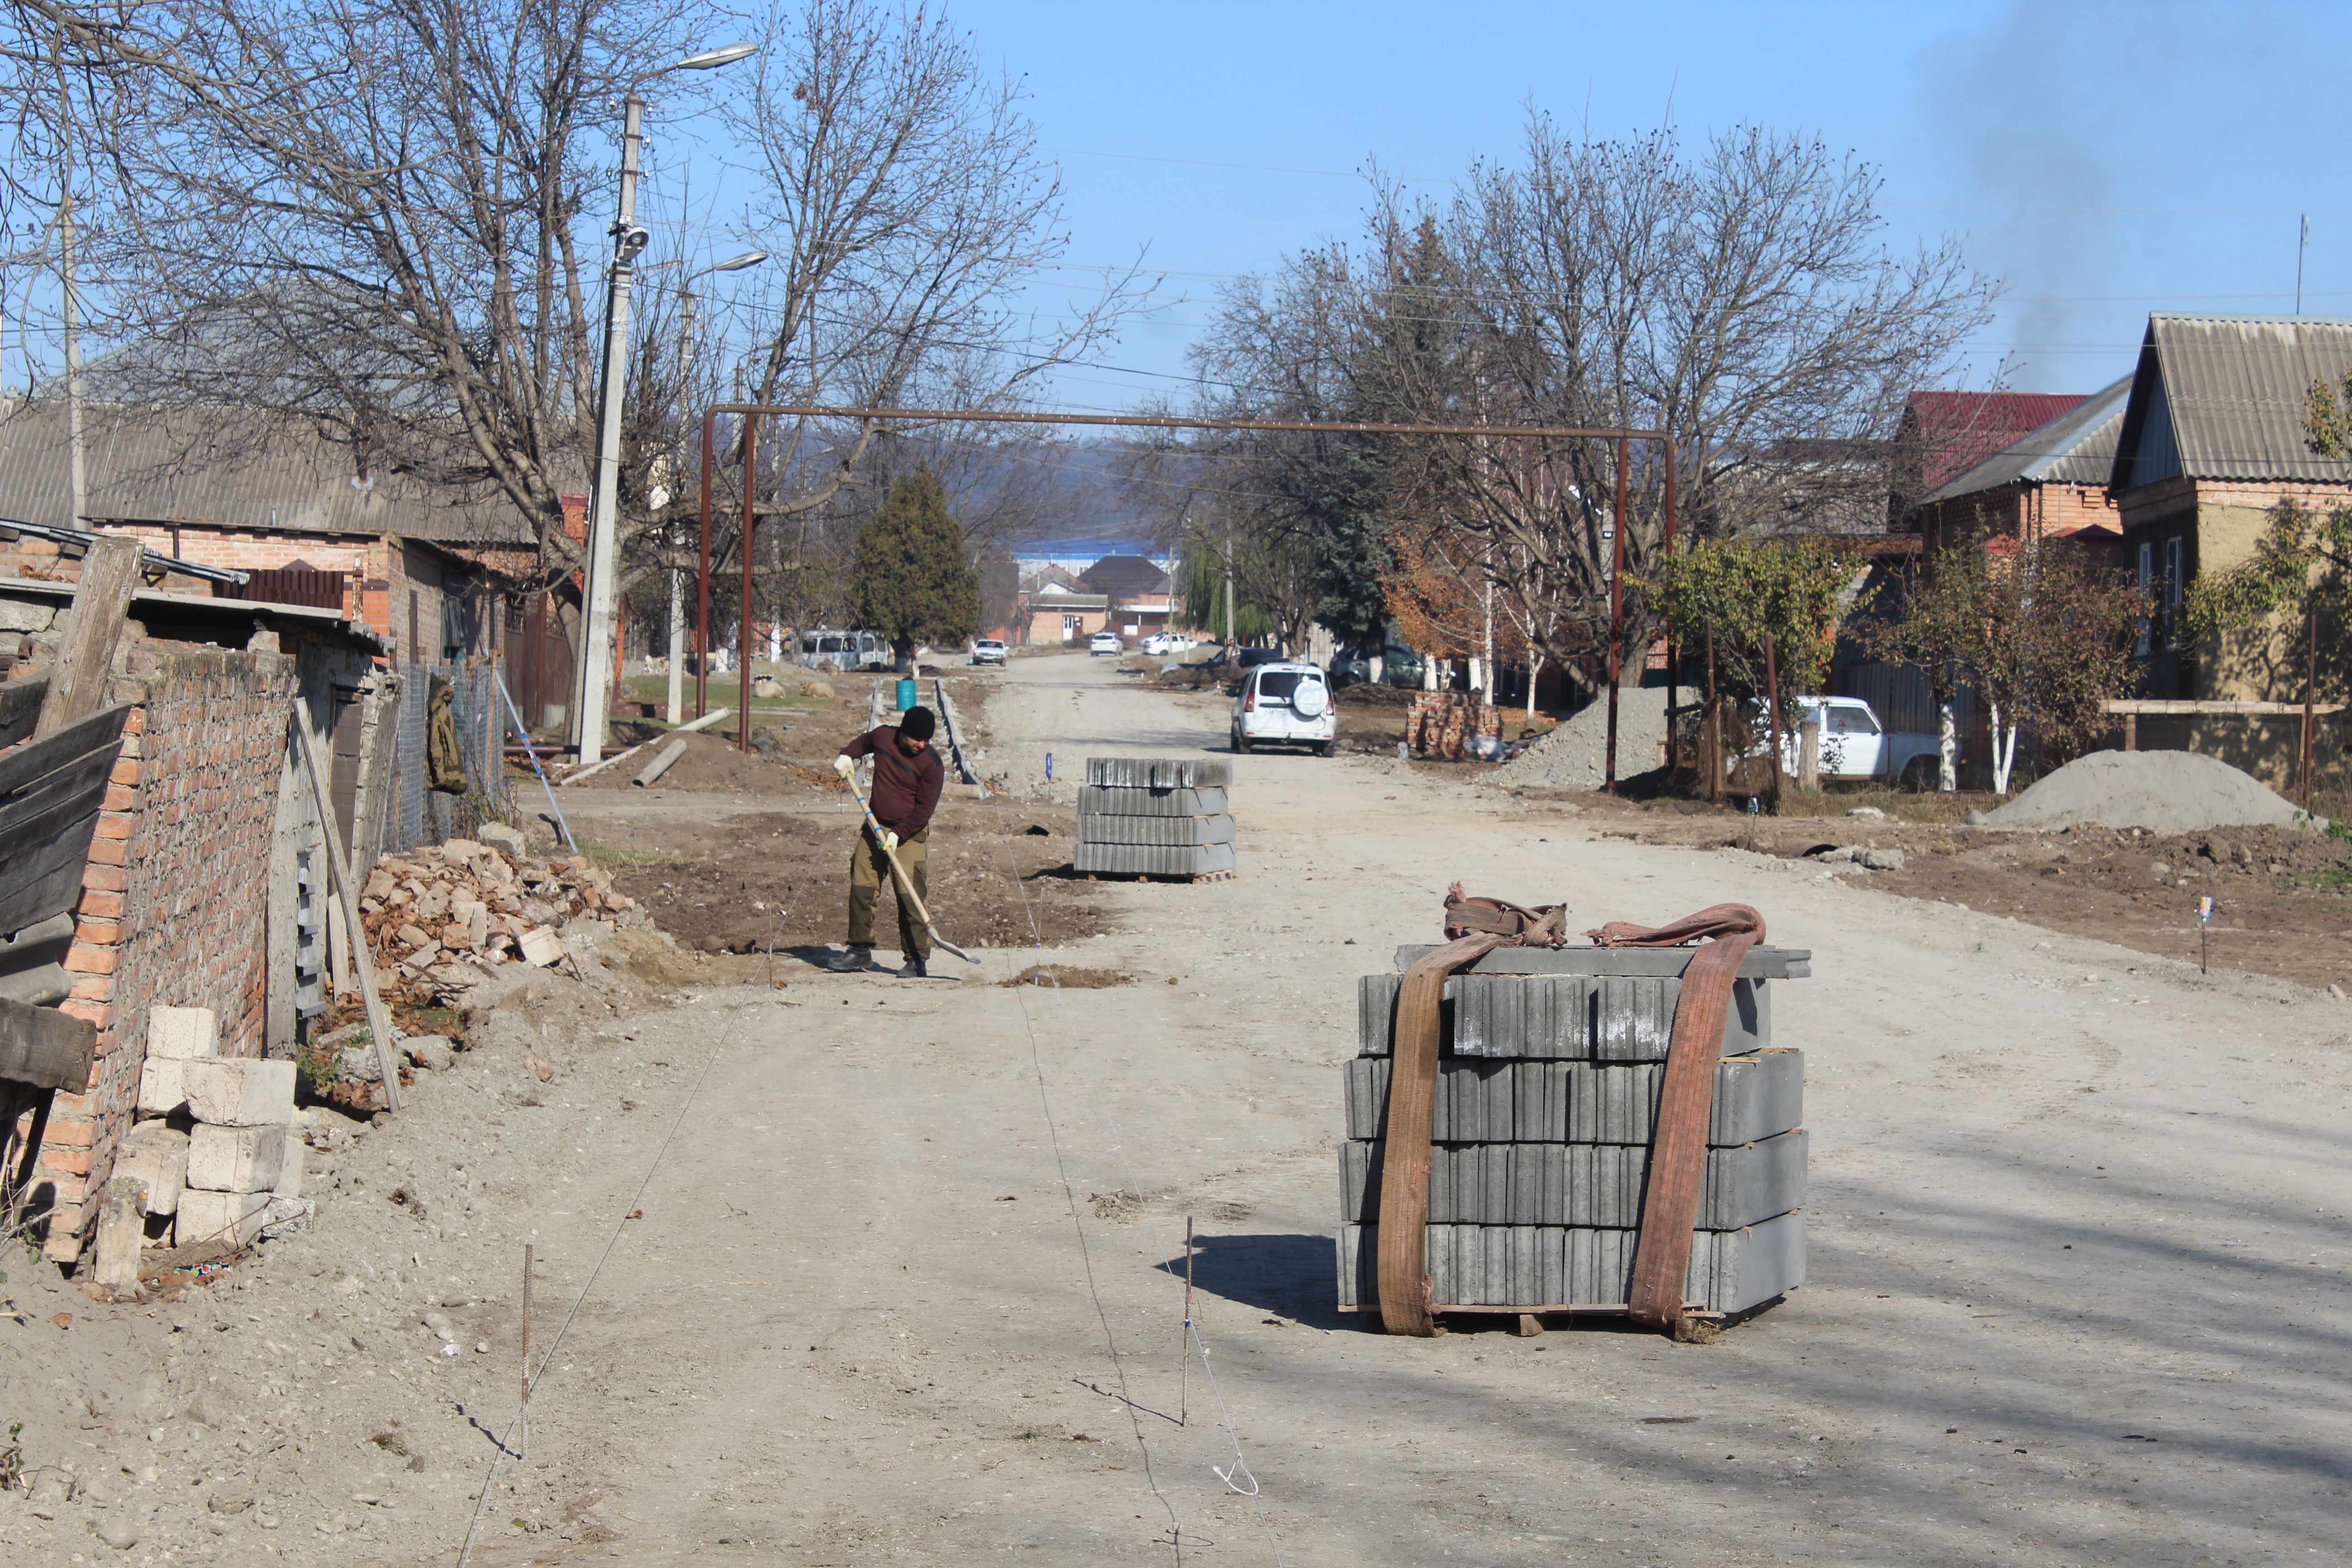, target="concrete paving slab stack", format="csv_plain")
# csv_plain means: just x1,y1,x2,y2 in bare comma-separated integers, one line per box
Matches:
1073,758,1237,877
1336,942,1812,1317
